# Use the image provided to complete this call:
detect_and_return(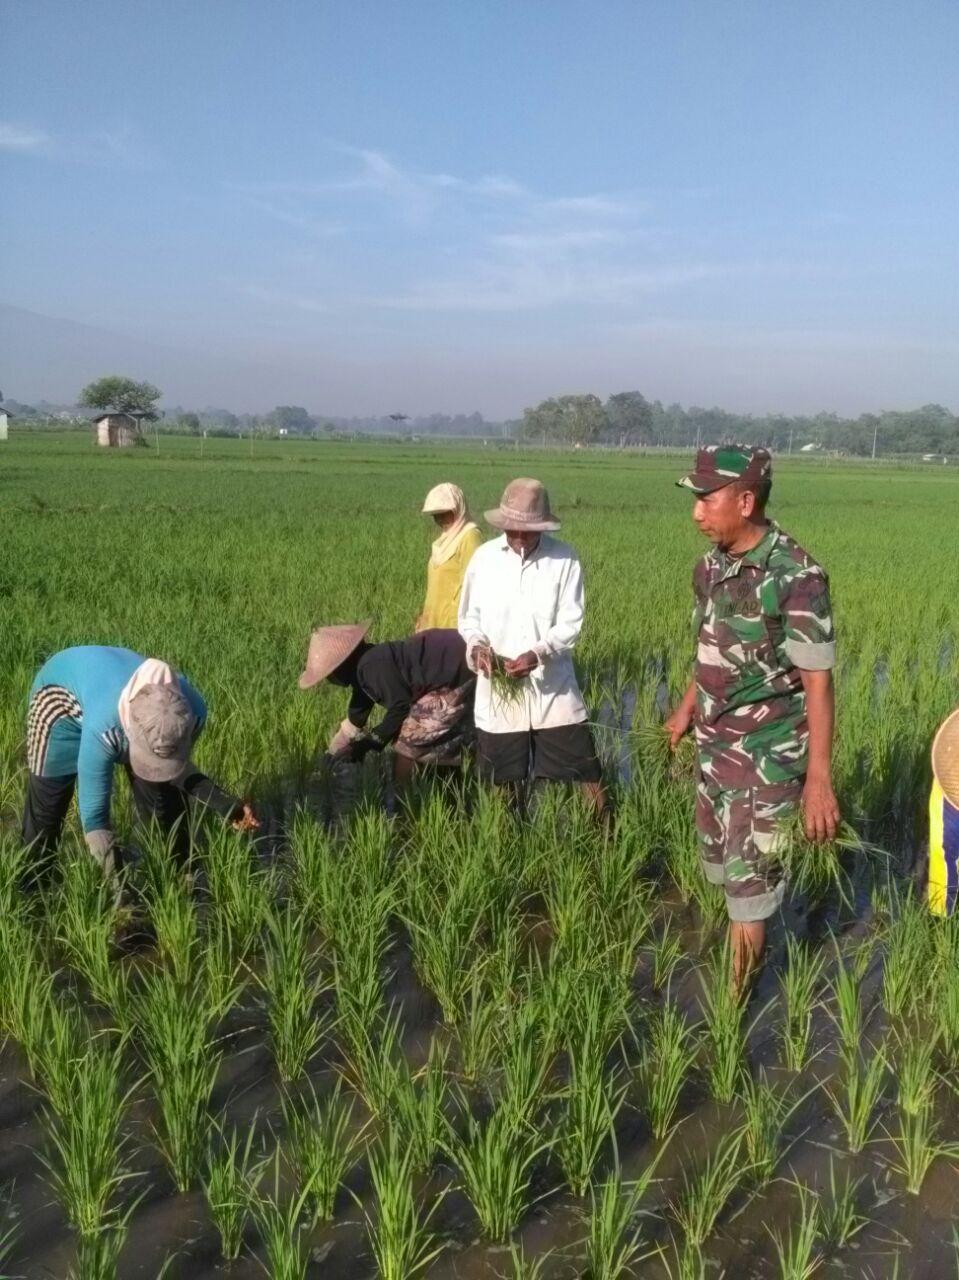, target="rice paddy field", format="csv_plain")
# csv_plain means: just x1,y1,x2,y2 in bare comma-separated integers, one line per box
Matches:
2,431,959,1280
